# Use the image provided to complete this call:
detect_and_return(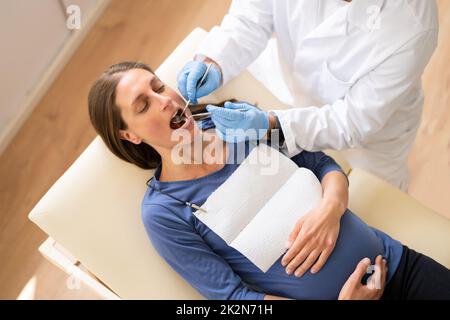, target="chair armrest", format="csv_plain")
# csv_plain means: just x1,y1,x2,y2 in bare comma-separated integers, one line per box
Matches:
39,237,120,300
